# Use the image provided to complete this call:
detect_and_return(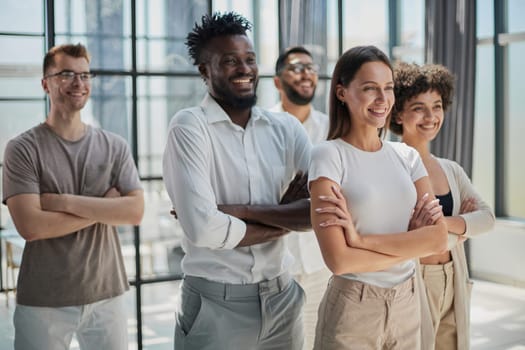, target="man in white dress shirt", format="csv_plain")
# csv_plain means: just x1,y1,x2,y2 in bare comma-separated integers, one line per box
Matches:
271,46,331,349
162,13,312,350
